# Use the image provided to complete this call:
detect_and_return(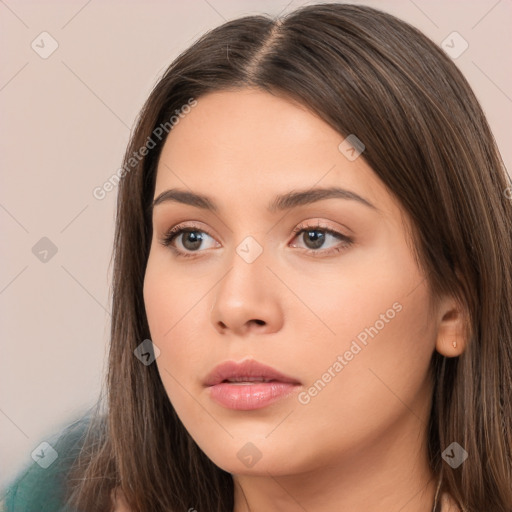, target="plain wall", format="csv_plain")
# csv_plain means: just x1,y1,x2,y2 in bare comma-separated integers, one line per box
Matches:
1,0,511,490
